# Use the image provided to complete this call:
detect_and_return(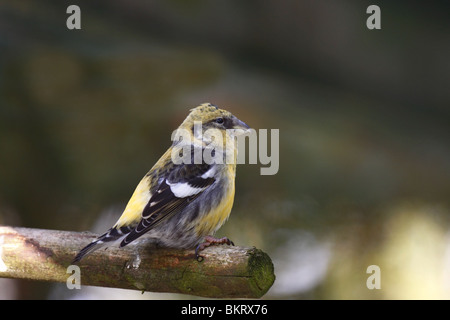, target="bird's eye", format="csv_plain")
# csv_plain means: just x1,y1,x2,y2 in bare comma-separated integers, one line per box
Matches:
215,117,224,124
